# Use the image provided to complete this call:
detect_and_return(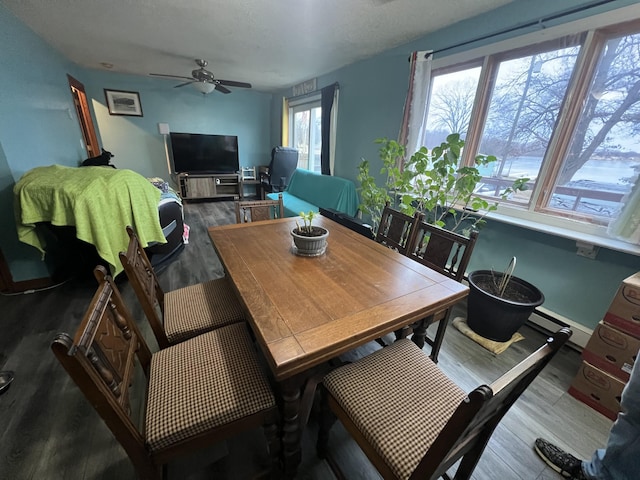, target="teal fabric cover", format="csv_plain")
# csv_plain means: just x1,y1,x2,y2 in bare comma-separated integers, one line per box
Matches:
267,169,359,217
